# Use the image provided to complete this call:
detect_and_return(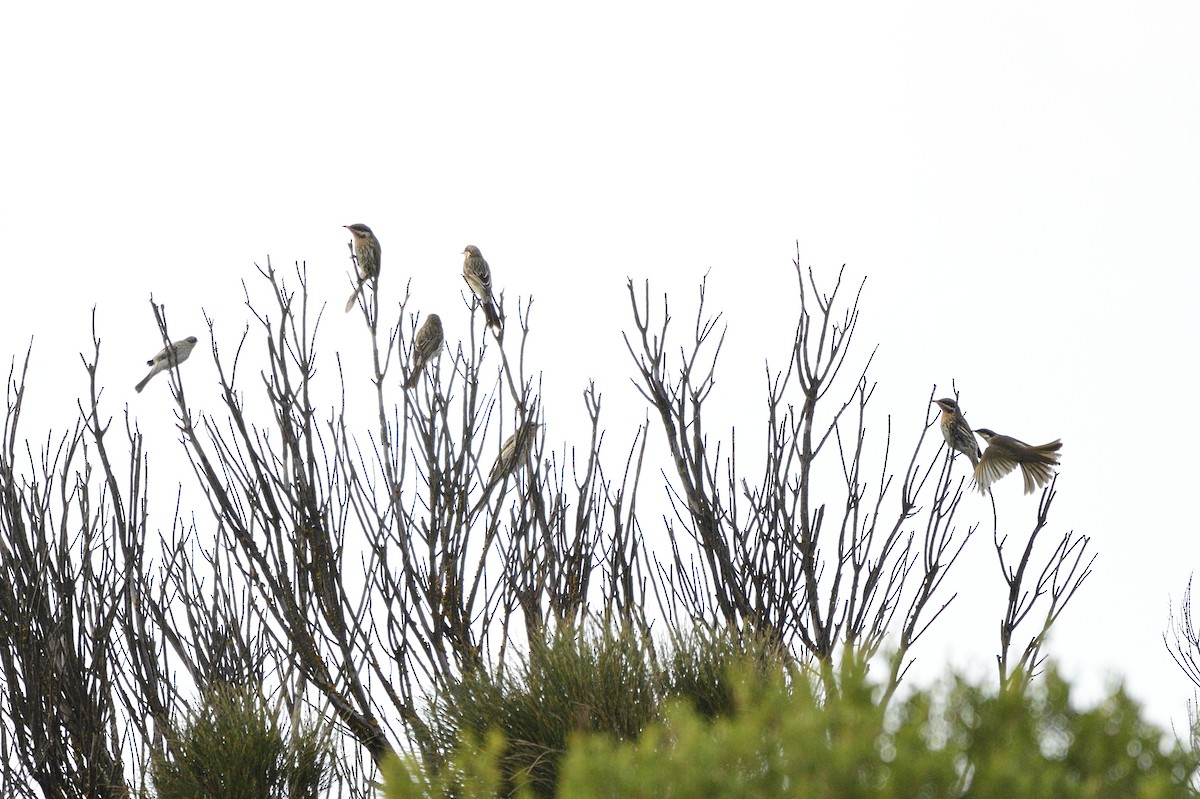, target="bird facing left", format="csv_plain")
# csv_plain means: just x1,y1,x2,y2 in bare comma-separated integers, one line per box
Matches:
462,245,502,331
933,397,982,468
